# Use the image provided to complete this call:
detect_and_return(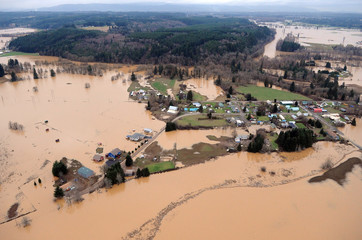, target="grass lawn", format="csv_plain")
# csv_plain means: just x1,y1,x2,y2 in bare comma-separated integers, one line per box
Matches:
176,114,228,127
325,107,342,114
257,116,269,121
127,81,150,92
146,161,175,173
237,85,311,101
151,78,176,95
267,134,279,151
151,81,168,94
192,91,207,101
0,51,39,57
284,115,294,122
296,122,306,129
